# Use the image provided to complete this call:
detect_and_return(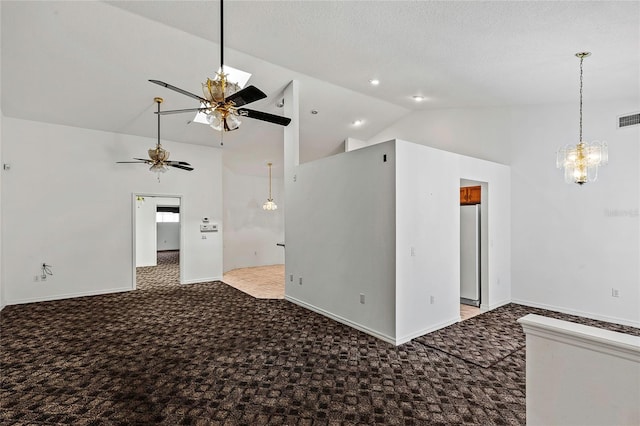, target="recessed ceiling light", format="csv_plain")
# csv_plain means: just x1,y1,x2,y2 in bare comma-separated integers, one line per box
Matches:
352,119,364,126
369,79,380,86
311,110,319,115
412,95,425,102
